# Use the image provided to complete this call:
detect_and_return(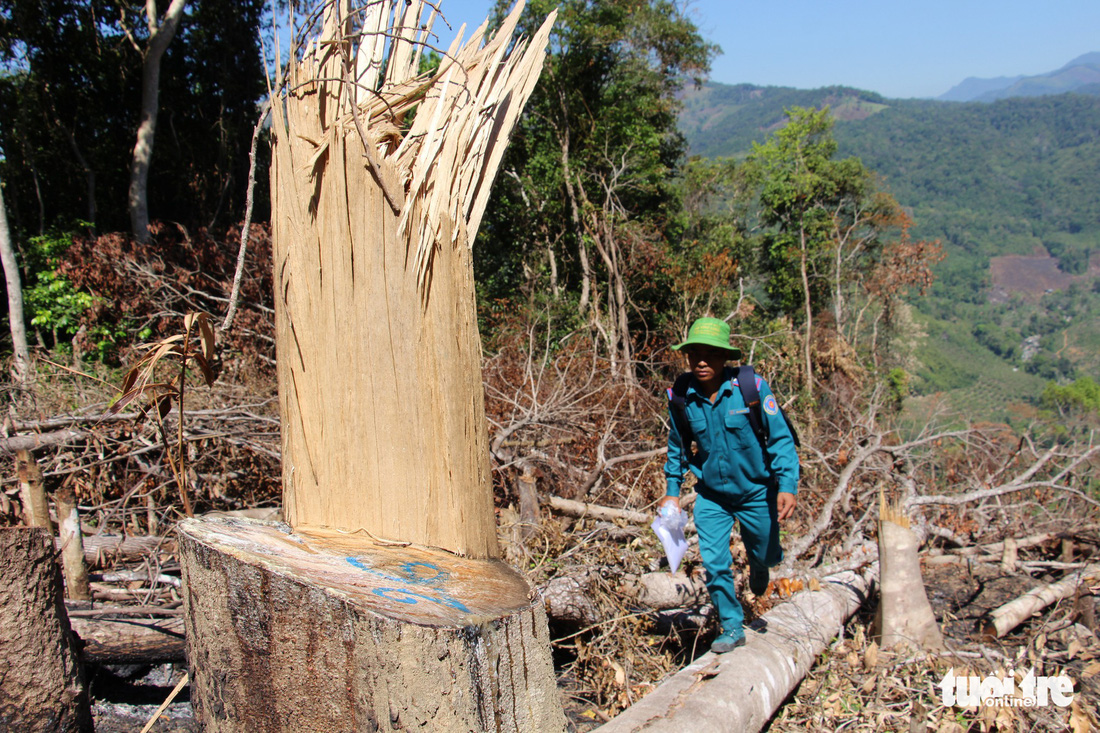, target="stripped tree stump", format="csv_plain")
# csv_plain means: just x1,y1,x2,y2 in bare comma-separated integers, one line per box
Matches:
181,2,562,728
180,516,565,731
0,527,91,732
